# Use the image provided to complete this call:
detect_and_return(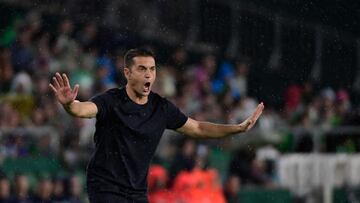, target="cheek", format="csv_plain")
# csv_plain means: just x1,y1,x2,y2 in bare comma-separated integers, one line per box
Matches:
128,73,142,84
